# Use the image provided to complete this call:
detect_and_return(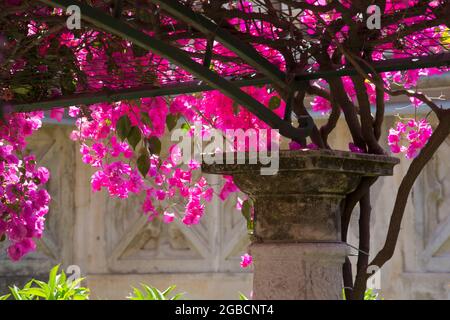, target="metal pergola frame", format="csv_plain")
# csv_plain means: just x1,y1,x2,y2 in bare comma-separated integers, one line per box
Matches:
8,0,450,140
39,0,311,141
